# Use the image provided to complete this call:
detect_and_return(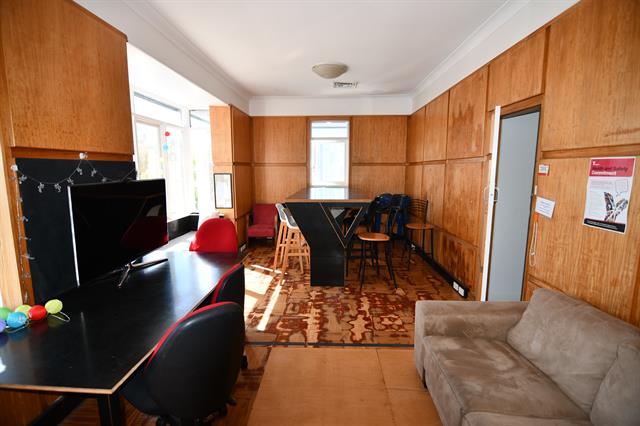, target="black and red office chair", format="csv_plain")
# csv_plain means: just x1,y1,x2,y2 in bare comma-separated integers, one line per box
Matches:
211,263,248,369
122,302,244,425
